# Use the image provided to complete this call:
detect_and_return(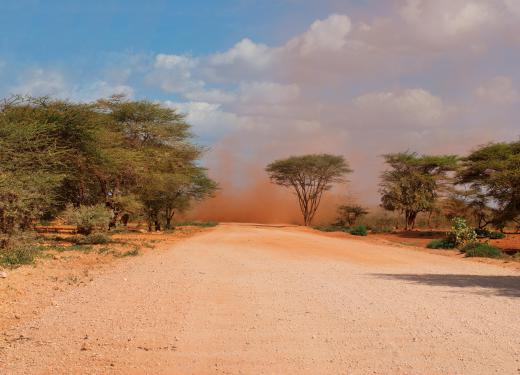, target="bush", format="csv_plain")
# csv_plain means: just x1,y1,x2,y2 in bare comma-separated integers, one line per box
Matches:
313,225,347,233
447,217,476,247
0,236,39,268
474,228,491,238
349,225,368,236
427,238,456,249
67,233,112,245
174,221,218,228
461,242,503,258
488,231,506,240
62,204,113,235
